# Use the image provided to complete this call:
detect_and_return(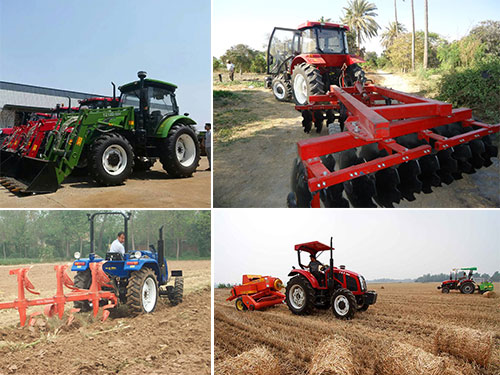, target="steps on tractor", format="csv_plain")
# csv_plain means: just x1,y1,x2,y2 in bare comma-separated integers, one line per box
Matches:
289,83,500,208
